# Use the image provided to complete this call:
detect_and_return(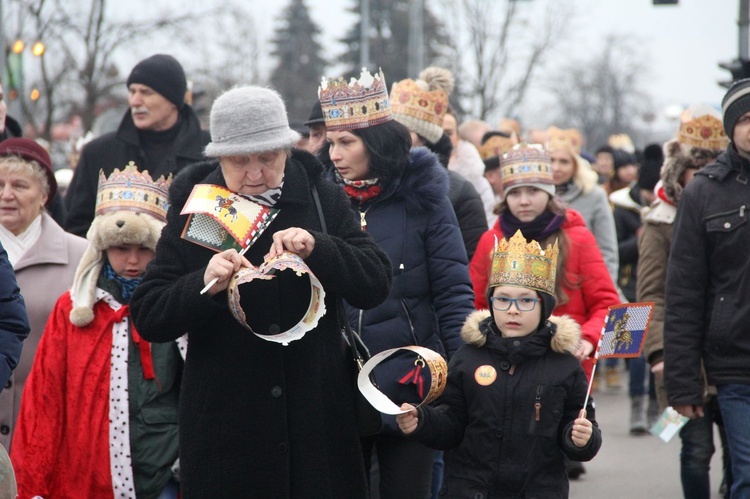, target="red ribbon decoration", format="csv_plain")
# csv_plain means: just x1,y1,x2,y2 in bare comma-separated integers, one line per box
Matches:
113,305,156,380
398,358,426,399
